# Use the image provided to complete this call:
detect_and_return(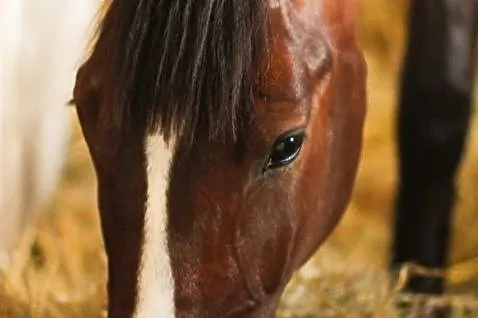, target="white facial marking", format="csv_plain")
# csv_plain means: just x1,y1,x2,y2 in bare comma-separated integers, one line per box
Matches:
134,134,176,318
